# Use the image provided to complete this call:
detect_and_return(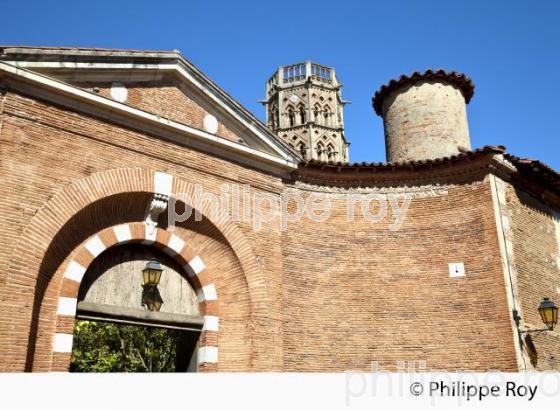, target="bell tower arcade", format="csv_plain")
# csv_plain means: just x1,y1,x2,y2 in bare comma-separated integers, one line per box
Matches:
262,62,349,162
